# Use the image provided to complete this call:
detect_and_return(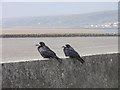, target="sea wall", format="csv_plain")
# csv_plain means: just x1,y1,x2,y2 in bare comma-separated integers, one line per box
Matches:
1,53,119,88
